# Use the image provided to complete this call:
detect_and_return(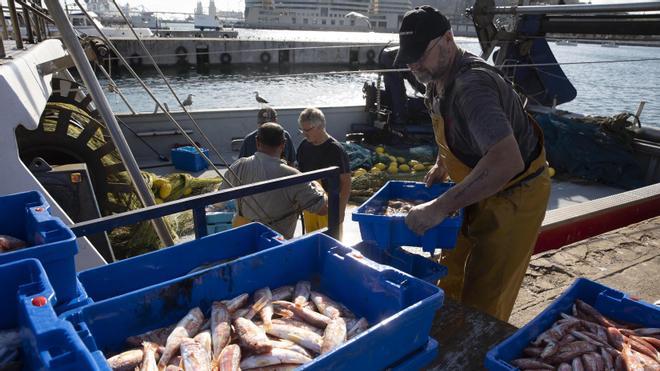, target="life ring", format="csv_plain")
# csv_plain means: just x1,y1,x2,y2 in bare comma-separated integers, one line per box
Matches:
220,52,232,64
129,53,143,68
366,49,376,63
260,51,271,64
